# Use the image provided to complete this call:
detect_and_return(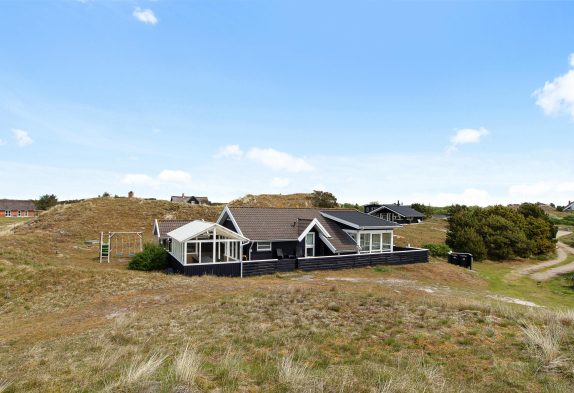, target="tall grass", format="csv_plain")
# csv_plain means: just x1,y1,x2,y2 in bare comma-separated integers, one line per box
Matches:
521,321,567,371
110,352,166,390
174,344,201,387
